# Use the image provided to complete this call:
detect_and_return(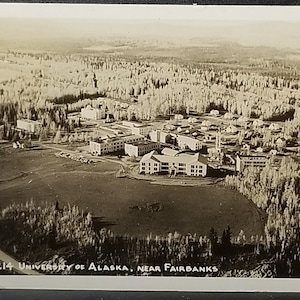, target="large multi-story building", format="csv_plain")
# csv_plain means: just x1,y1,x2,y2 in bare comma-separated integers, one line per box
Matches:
90,135,144,155
149,130,169,143
149,130,202,151
125,141,161,157
236,155,268,172
122,121,153,136
140,149,208,177
131,125,153,136
17,119,41,134
81,105,105,120
176,134,202,151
